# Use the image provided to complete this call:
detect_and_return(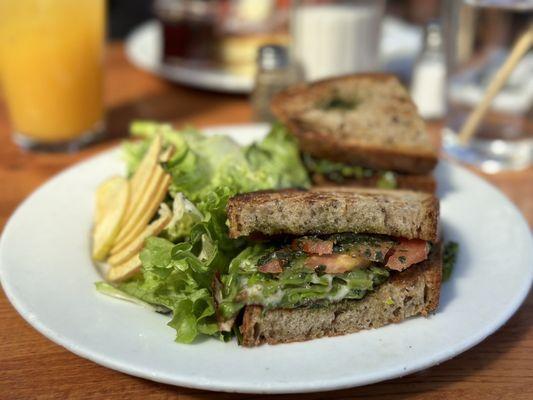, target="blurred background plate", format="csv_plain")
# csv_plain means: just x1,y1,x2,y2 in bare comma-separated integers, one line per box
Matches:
125,17,422,93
